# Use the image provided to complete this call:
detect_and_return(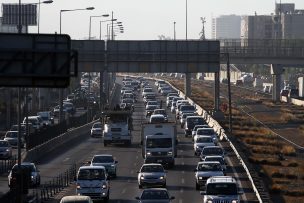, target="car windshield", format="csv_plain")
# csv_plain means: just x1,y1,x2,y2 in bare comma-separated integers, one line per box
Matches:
77,169,105,180
141,190,169,200
11,125,26,131
93,123,101,128
205,157,224,164
197,163,222,171
5,132,18,138
12,164,35,173
154,110,166,115
123,99,134,103
188,118,205,128
146,105,157,110
0,141,9,147
182,113,193,119
147,138,172,148
145,95,156,99
203,148,223,156
141,165,164,173
150,117,165,123
147,101,158,106
196,137,213,143
206,183,238,195
92,156,114,163
180,105,195,111
197,129,215,135
144,89,153,93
